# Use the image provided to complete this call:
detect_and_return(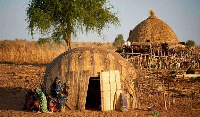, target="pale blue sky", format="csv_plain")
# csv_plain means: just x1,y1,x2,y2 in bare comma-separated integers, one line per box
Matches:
0,0,200,44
